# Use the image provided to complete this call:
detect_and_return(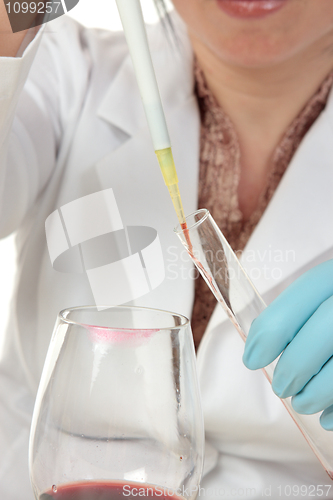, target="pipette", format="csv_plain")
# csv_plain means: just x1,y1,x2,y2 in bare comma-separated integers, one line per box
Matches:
115,0,187,228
